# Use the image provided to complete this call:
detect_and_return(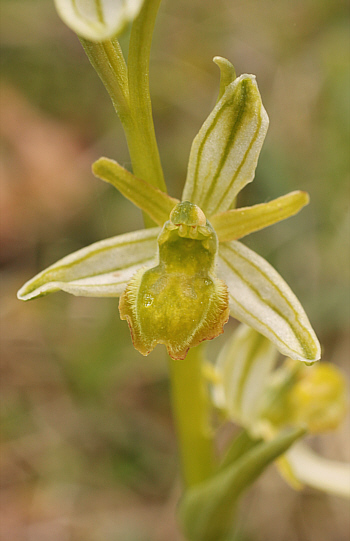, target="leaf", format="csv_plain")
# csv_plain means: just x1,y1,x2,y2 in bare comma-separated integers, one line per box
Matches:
17,228,159,301
54,0,145,41
217,241,321,362
179,427,305,541
284,442,350,498
93,157,179,226
182,72,269,217
216,324,279,426
211,191,310,242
